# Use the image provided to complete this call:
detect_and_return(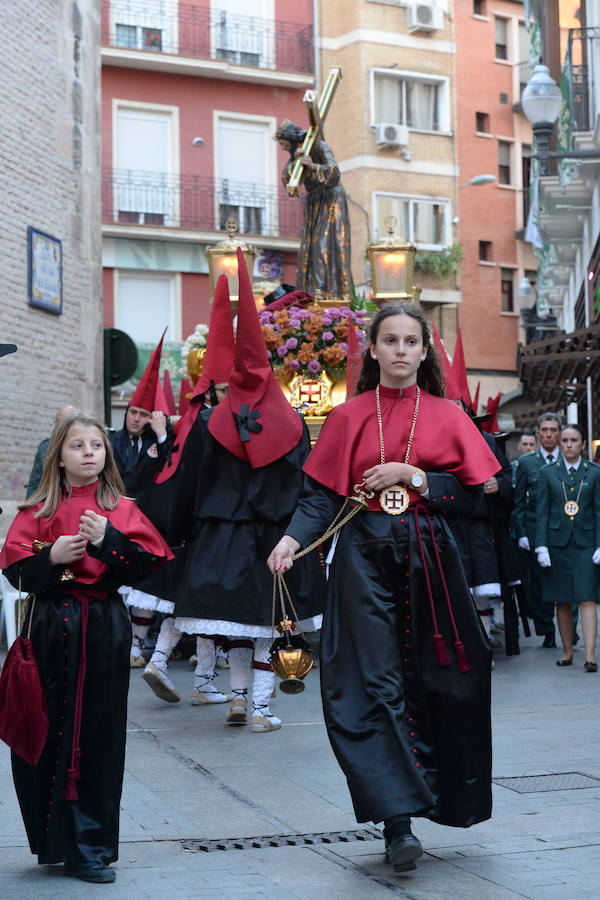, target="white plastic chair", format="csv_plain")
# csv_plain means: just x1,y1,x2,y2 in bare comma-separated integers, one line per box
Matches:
0,571,18,648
